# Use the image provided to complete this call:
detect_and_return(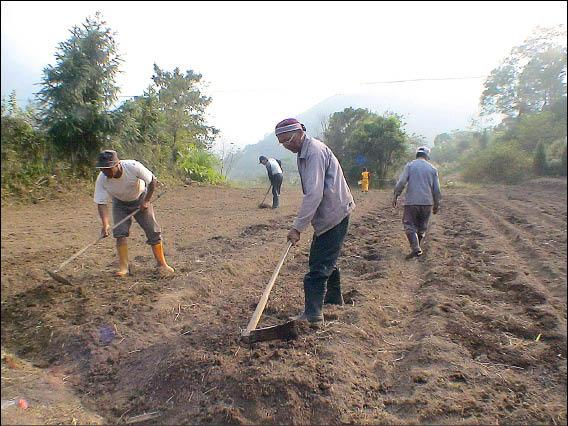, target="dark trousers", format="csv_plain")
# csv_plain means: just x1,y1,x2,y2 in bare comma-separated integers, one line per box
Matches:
304,215,350,318
403,205,432,250
402,205,432,236
270,173,283,208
